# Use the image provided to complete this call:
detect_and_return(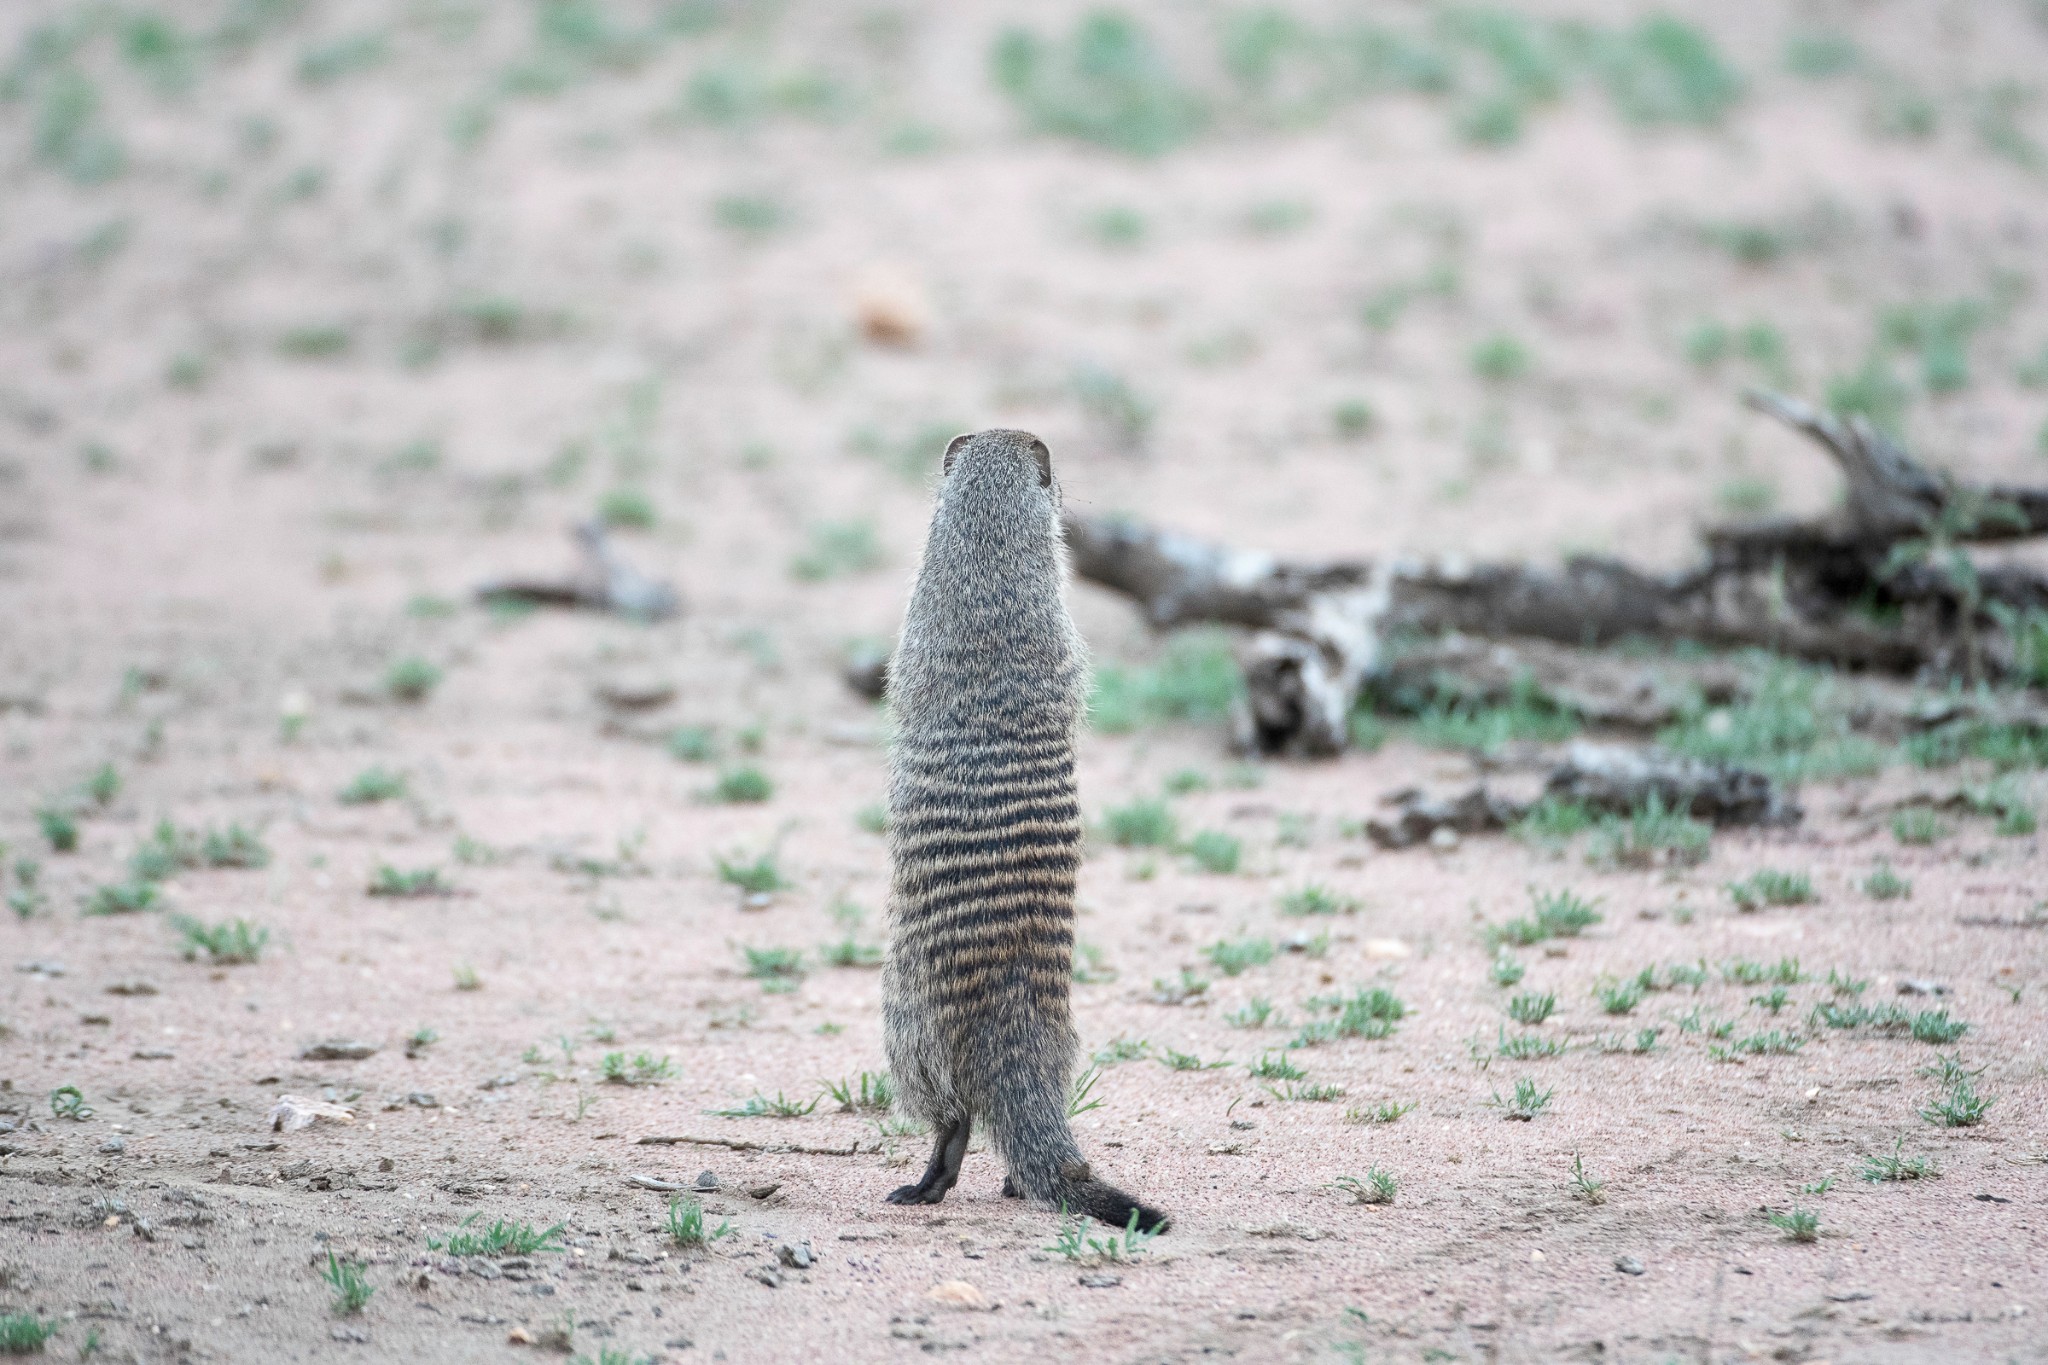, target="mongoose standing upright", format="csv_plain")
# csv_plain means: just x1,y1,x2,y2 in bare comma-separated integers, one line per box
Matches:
882,429,1168,1233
